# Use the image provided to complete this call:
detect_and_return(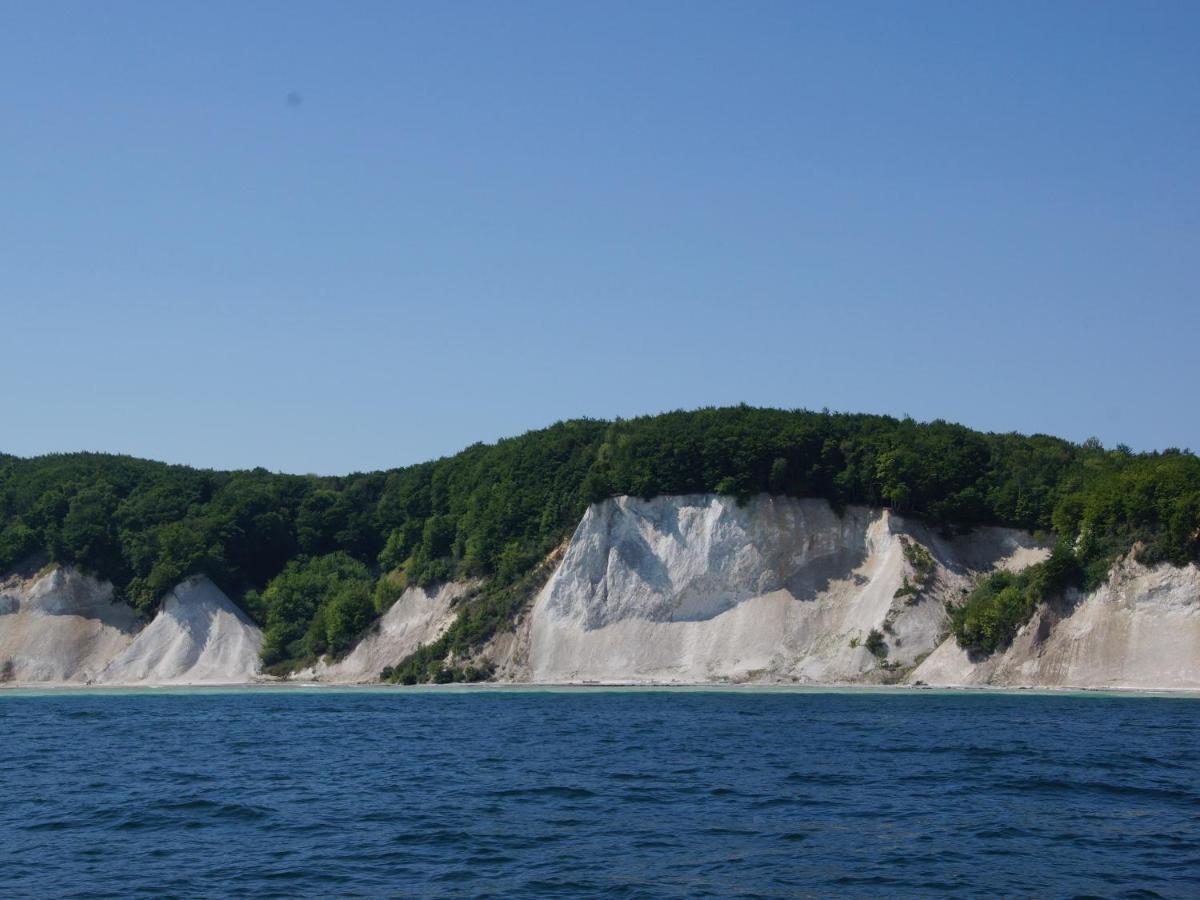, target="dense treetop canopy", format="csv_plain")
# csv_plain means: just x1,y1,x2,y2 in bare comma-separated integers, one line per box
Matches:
2,407,1197,673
